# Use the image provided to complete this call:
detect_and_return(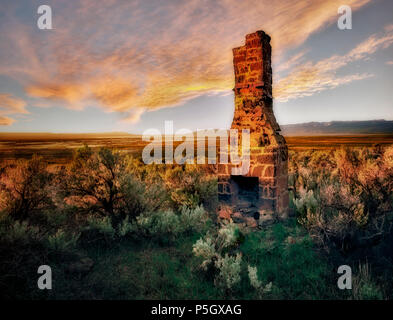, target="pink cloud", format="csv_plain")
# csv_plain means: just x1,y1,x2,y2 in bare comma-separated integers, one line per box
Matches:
0,0,372,122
